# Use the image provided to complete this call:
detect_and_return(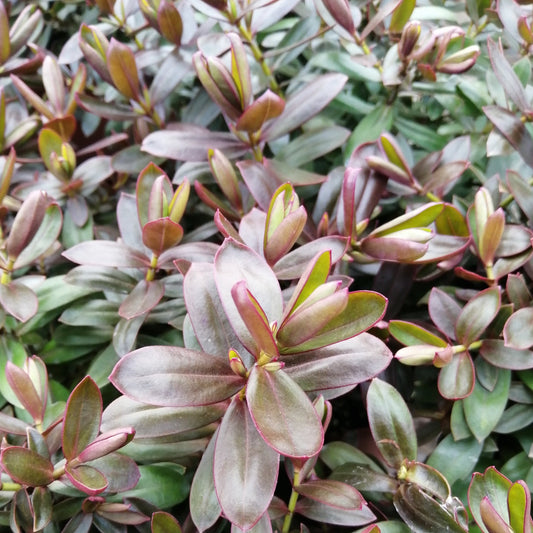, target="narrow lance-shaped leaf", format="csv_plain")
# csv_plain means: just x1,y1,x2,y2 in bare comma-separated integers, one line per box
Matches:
62,376,102,461
157,0,182,46
107,38,140,101
5,362,44,424
0,2,10,63
42,55,66,115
